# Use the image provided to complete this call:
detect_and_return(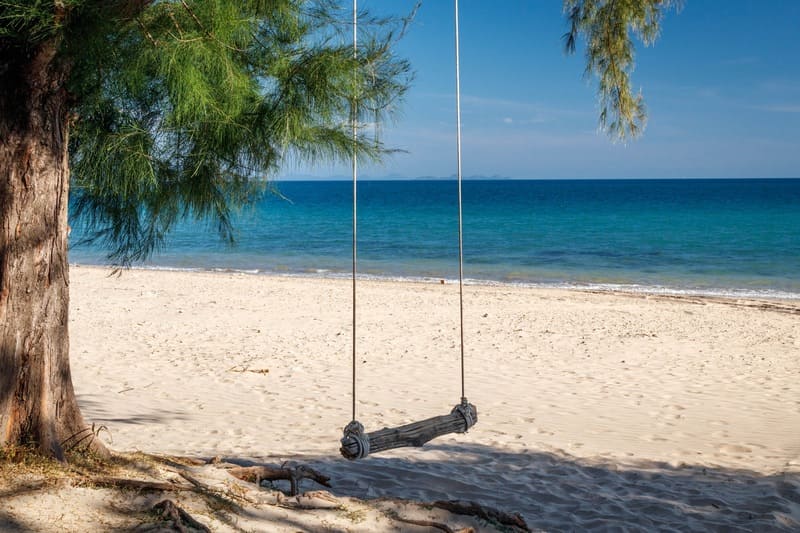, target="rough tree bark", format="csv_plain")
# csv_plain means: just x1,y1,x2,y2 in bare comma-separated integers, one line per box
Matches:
0,40,105,460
